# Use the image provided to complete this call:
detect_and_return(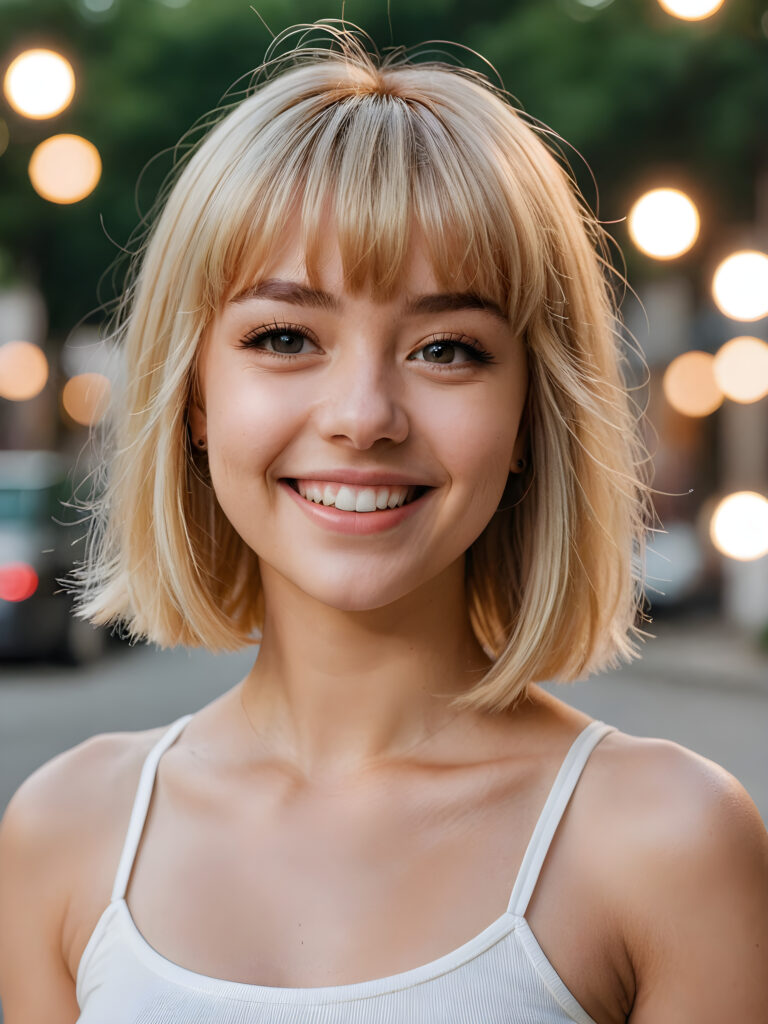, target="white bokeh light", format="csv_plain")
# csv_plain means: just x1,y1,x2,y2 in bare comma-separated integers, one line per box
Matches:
3,49,75,119
628,189,699,260
710,492,768,561
657,0,725,19
712,251,768,322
